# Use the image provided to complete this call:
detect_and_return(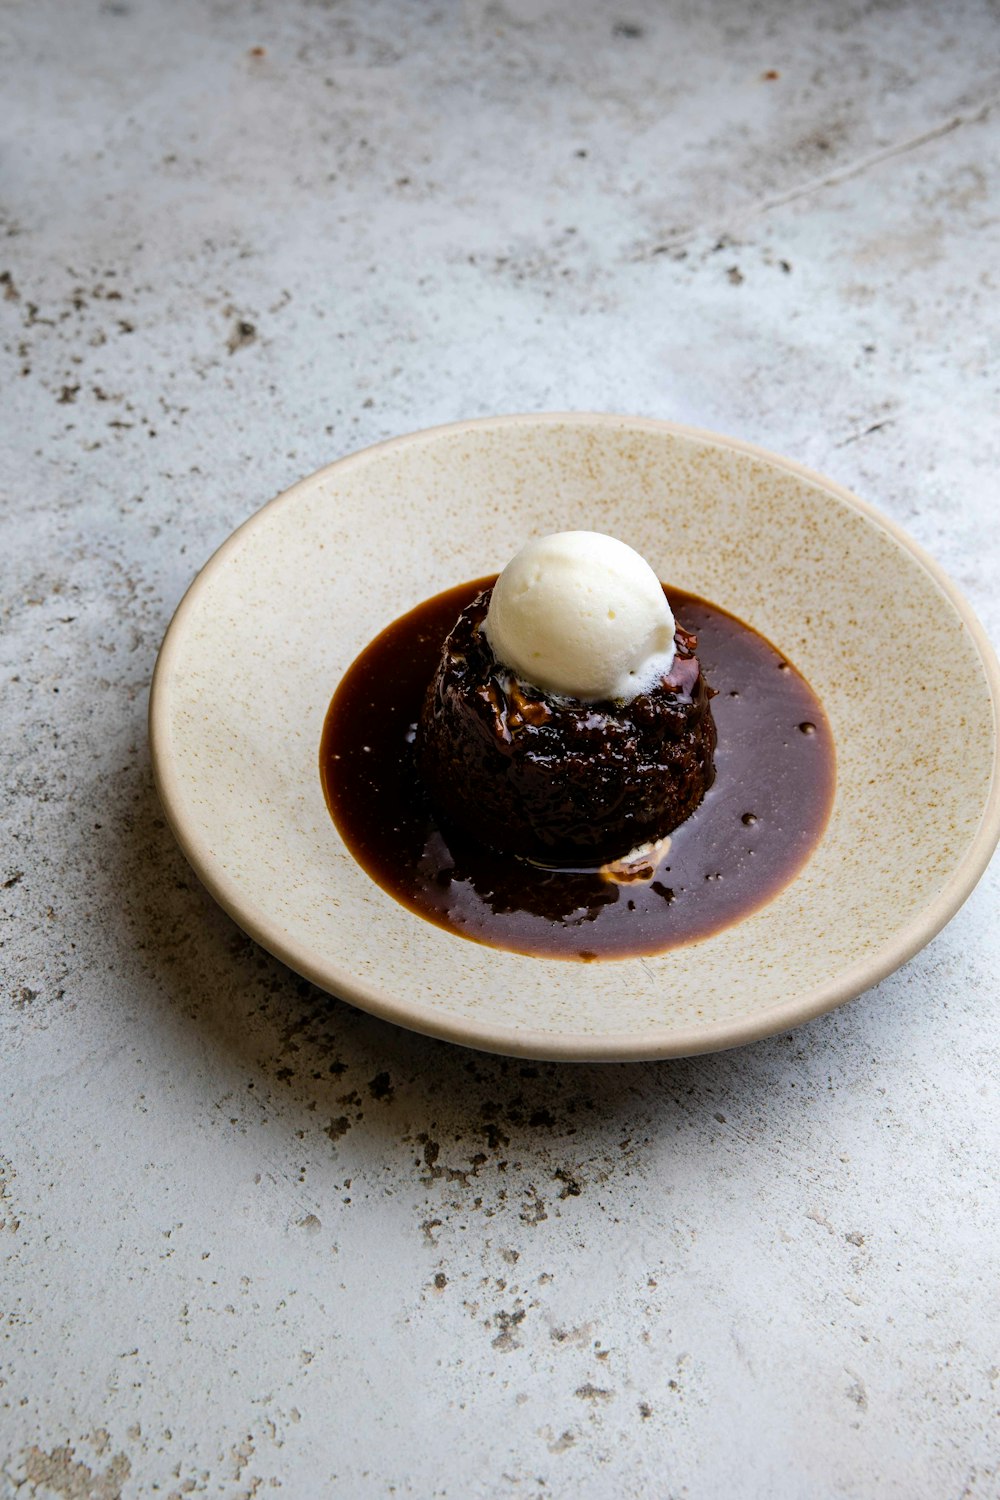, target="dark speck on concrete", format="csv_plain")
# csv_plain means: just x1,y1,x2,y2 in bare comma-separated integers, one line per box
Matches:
227,319,257,354
575,1383,614,1402
421,1218,442,1246
520,1189,548,1225
368,1071,394,1101
612,22,644,38
554,1169,582,1199
492,1307,526,1351
483,1120,510,1152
